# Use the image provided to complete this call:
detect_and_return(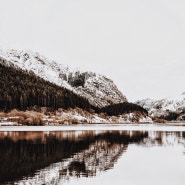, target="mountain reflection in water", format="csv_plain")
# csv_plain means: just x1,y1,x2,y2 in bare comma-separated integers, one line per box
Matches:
0,130,184,185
